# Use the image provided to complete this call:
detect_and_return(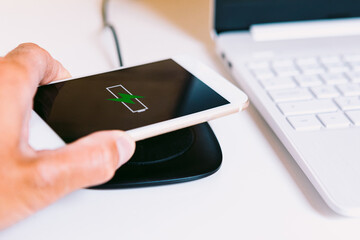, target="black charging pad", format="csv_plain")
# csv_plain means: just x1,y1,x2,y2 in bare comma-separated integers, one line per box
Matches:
91,122,222,189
